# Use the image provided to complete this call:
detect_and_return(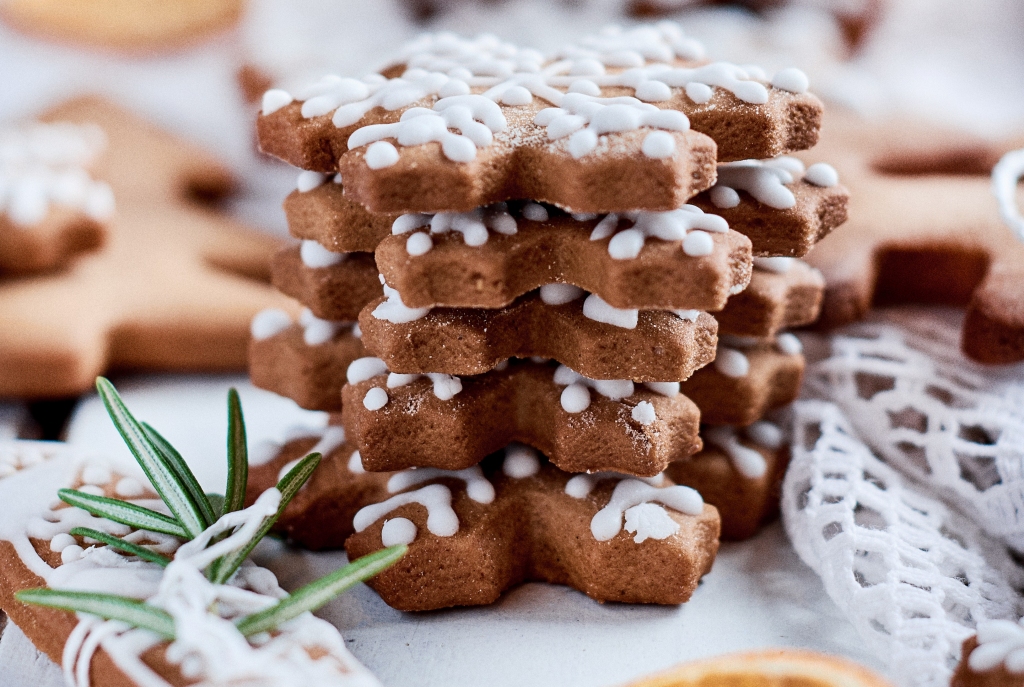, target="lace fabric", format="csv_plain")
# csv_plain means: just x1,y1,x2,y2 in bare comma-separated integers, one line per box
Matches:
782,399,1024,687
